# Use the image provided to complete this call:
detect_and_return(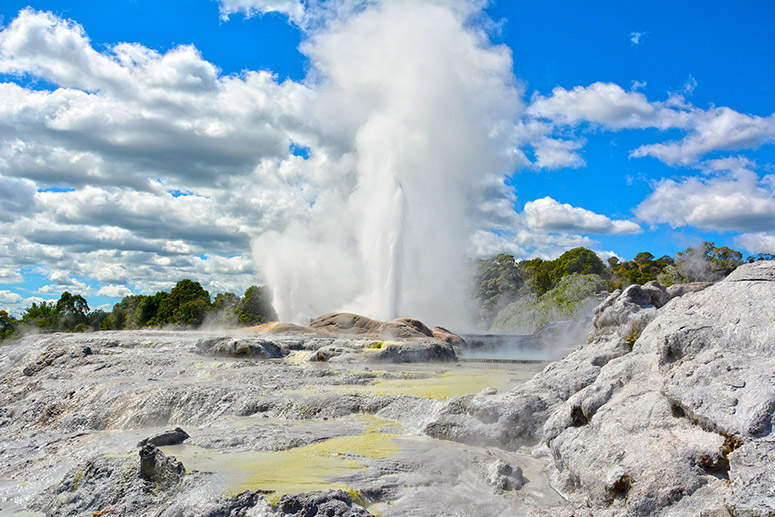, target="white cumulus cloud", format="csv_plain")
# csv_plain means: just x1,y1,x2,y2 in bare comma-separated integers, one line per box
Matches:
524,197,642,234
636,162,775,233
